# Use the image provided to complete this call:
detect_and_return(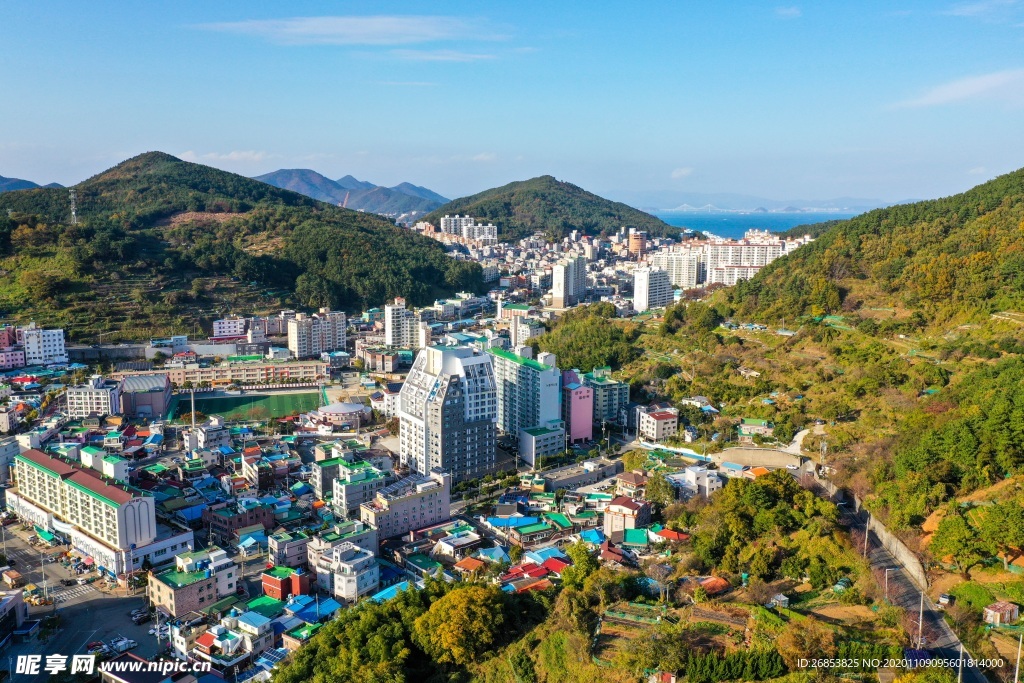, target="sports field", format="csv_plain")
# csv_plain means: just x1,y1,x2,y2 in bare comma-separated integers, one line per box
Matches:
170,391,320,422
